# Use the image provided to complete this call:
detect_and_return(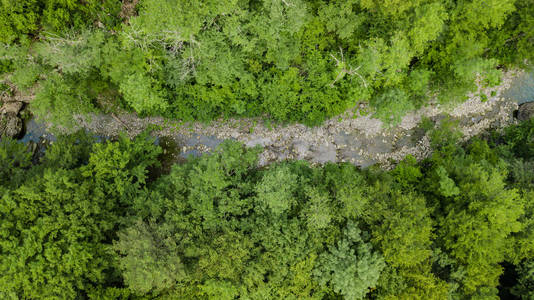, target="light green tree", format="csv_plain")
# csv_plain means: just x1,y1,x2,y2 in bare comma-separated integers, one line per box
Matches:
314,221,385,299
